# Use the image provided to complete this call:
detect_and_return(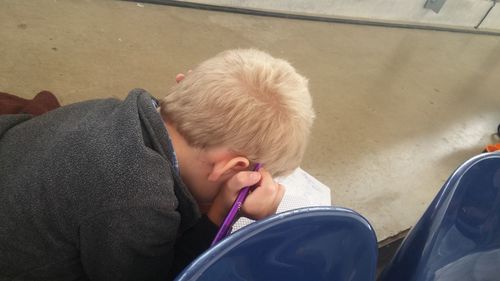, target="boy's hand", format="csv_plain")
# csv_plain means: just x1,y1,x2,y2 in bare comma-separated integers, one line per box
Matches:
207,168,285,226
240,169,285,220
